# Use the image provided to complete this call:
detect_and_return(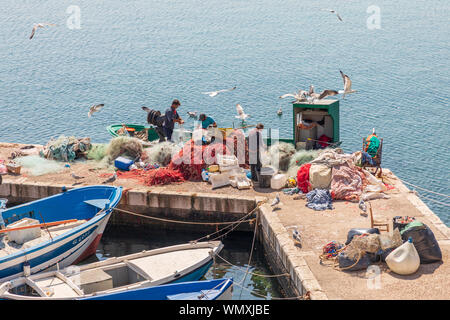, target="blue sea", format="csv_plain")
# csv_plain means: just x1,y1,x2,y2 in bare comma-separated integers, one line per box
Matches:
0,2,448,225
